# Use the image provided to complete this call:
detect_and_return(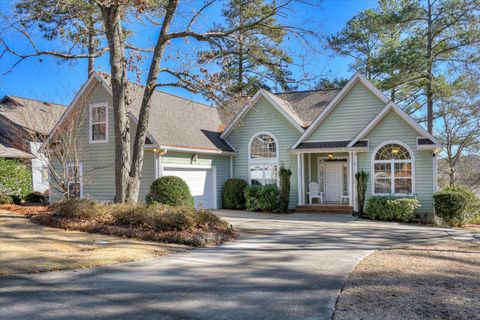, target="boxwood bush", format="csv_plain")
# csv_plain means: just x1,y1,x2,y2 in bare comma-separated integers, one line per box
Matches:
244,185,284,213
223,178,247,209
433,191,468,227
146,176,194,207
365,196,420,222
442,184,480,223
